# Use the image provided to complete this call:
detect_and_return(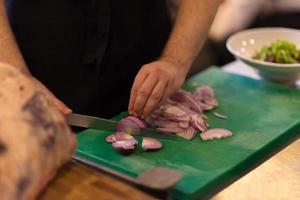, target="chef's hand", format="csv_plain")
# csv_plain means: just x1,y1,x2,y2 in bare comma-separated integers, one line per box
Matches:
128,59,188,118
30,76,72,115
